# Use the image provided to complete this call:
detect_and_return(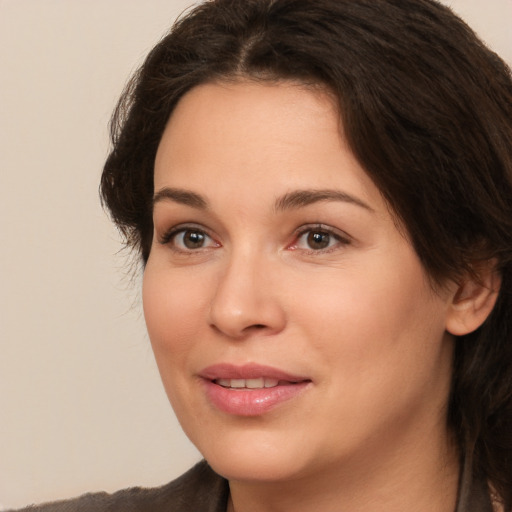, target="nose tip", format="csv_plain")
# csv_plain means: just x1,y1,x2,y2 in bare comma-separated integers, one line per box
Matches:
207,262,286,340
209,301,285,339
